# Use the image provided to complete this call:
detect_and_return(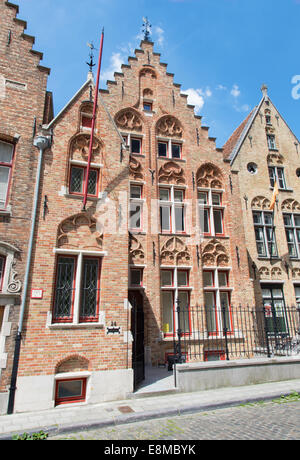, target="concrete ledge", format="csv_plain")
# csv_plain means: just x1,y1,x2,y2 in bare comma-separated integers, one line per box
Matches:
176,357,300,393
